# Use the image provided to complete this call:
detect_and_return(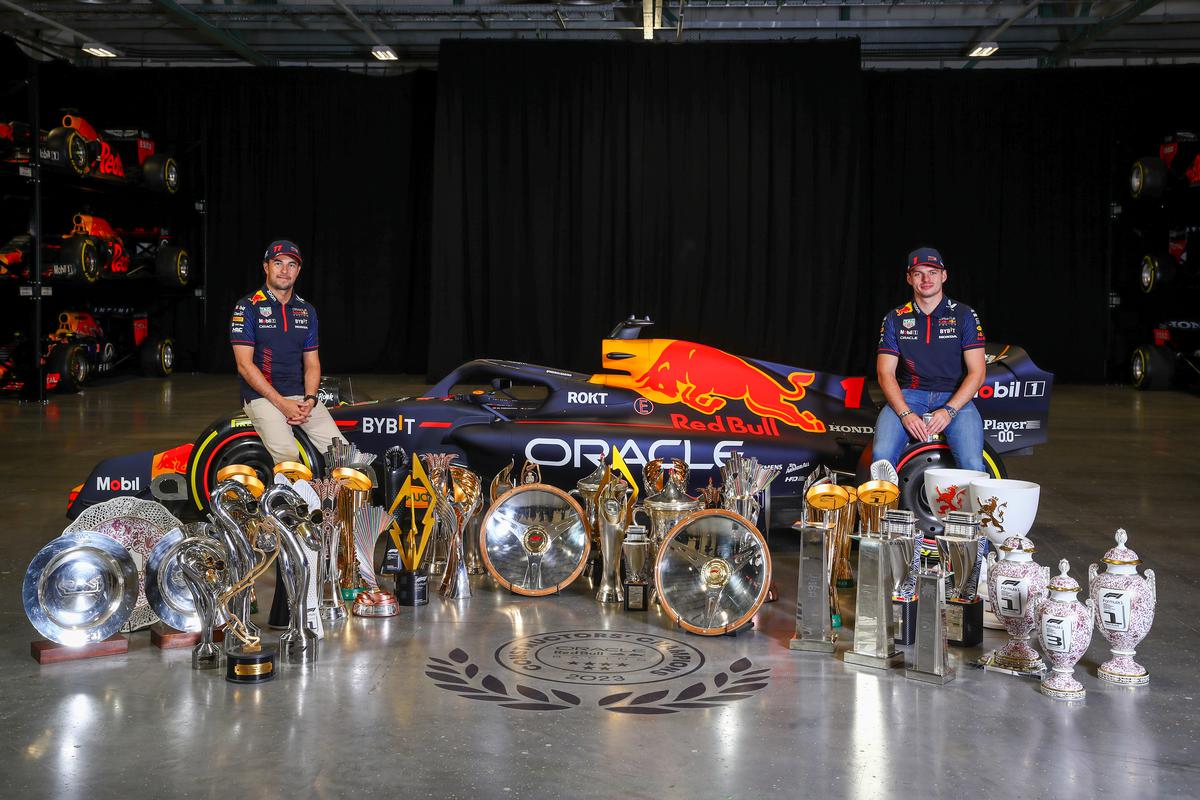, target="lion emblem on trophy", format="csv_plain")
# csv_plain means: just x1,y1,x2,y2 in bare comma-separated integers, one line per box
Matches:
977,496,1007,533
934,484,965,516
